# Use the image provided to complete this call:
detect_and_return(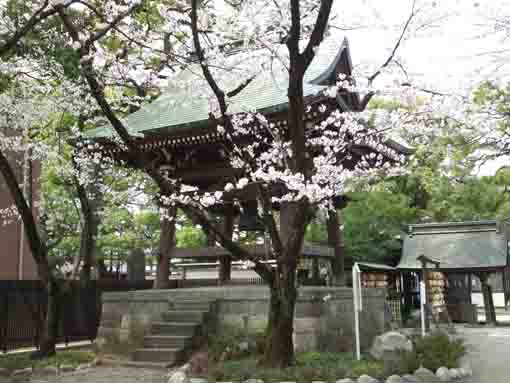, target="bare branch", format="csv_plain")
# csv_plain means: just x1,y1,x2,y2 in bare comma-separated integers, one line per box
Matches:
190,0,228,115
367,0,417,85
360,0,418,110
300,0,334,70
226,75,256,98
286,0,301,57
